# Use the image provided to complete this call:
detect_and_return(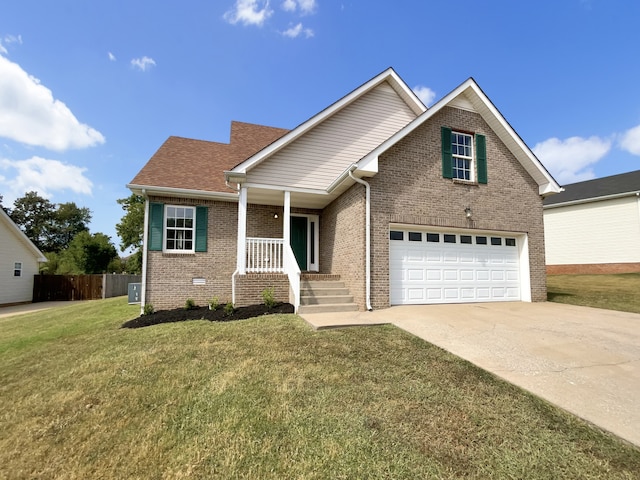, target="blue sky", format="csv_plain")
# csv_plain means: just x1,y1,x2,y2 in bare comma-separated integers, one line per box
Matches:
1,0,640,250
